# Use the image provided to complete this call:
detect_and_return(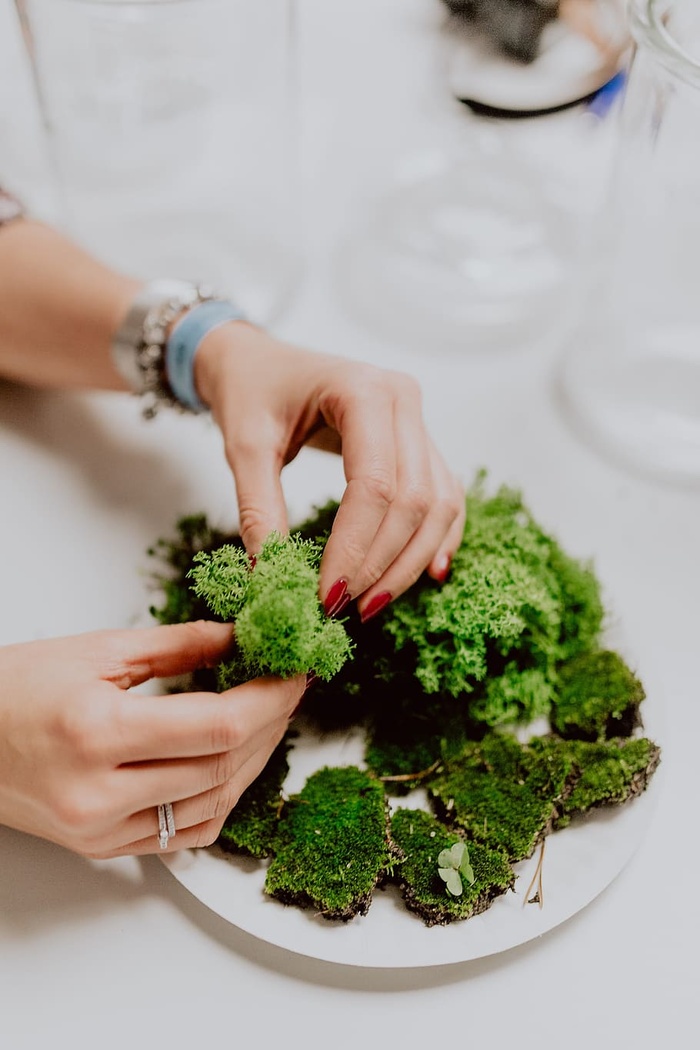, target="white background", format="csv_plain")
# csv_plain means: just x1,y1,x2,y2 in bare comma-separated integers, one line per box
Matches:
1,1,698,1047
